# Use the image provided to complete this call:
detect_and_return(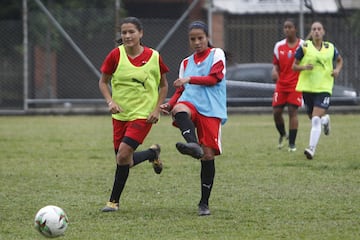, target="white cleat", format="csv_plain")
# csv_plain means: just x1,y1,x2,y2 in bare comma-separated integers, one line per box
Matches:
288,145,297,152
304,147,315,160
323,114,331,136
